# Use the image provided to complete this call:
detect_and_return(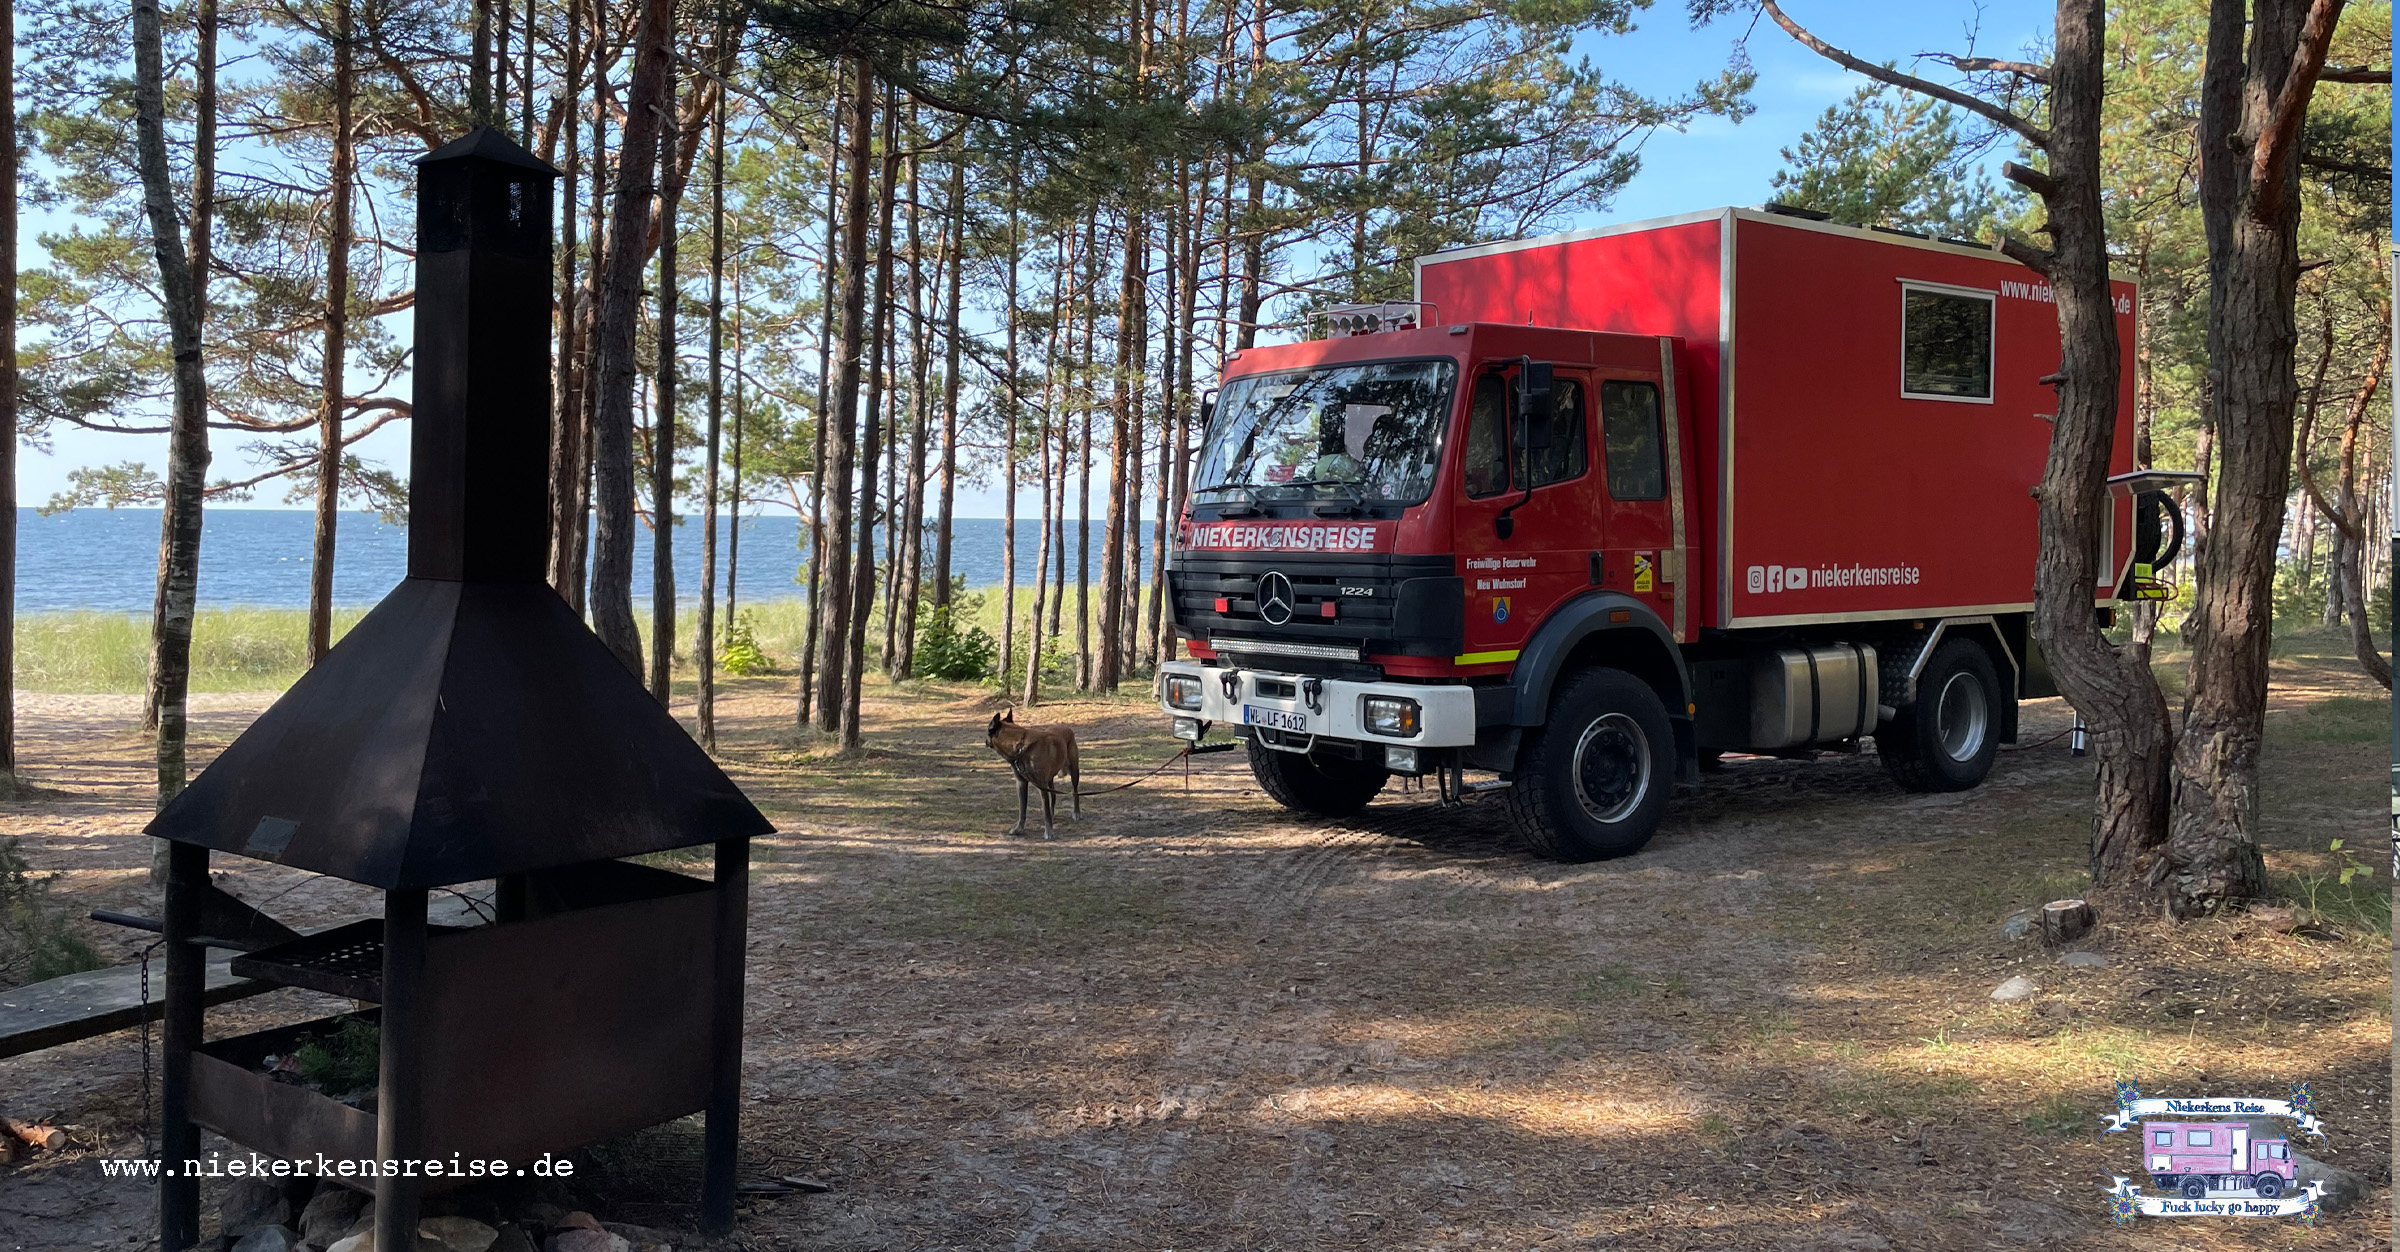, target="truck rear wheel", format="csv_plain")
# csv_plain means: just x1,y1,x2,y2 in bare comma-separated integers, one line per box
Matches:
1878,637,2001,793
1505,667,1672,861
1246,741,1388,817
